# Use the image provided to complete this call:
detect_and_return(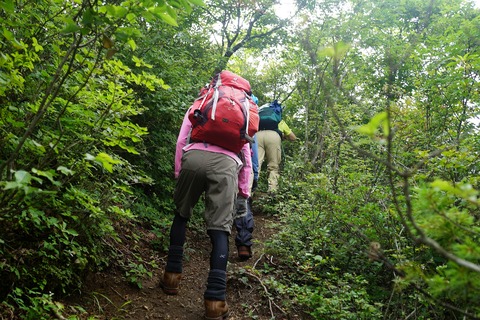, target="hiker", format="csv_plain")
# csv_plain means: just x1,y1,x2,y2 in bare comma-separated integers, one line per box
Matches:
234,95,260,261
160,71,257,320
256,100,296,193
